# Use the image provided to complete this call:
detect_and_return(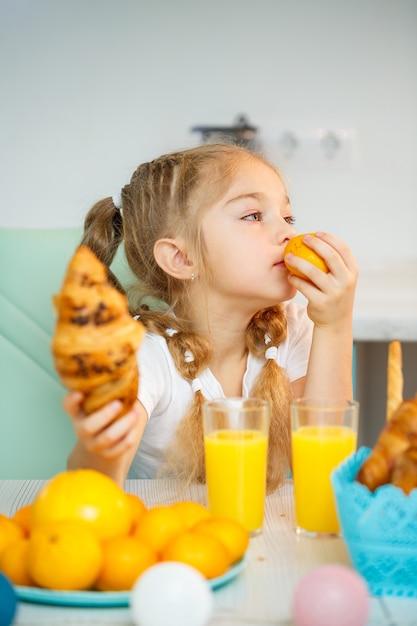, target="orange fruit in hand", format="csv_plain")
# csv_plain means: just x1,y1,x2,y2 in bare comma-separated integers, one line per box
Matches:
171,501,211,530
13,505,33,537
194,516,249,565
30,469,133,541
127,494,147,533
134,505,185,555
0,537,34,587
27,520,103,590
284,233,328,279
95,535,158,591
161,529,230,579
0,514,25,557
